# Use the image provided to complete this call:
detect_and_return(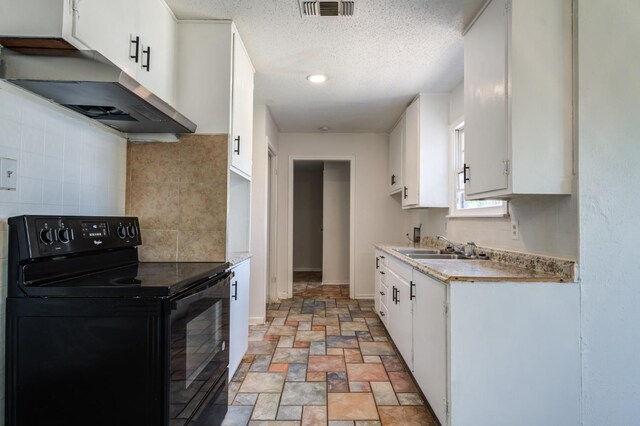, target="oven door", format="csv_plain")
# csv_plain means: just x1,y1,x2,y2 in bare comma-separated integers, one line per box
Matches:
169,272,230,424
